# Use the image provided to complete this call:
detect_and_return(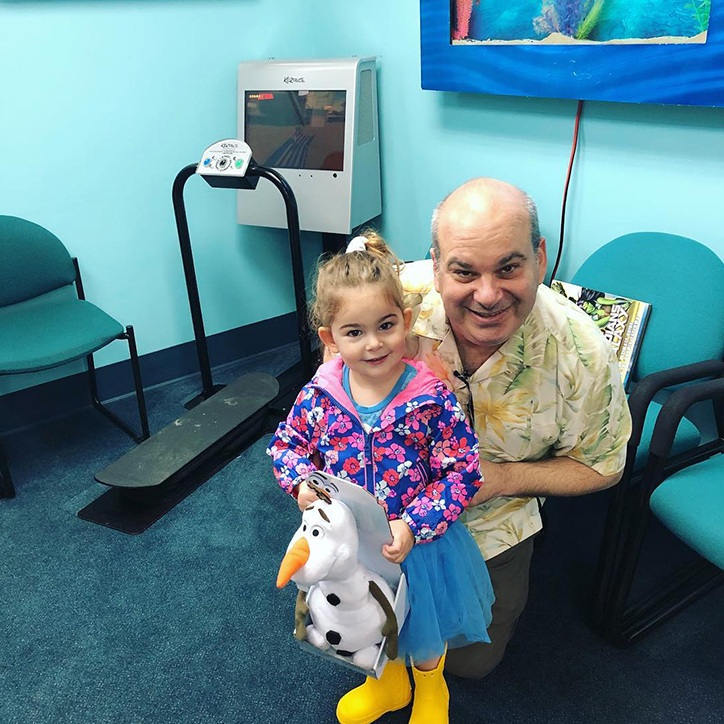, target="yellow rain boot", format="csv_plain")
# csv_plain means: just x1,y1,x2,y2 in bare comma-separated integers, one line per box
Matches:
336,658,412,724
408,652,449,724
